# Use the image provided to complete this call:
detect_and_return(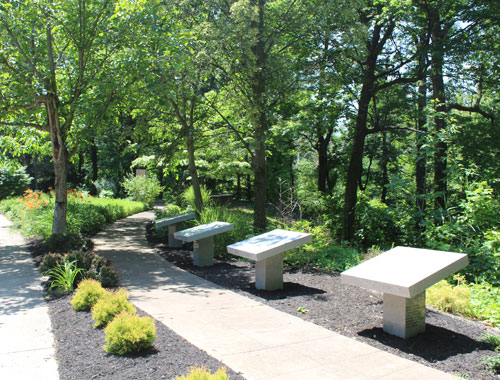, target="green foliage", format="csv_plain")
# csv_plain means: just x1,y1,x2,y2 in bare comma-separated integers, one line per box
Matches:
103,312,156,355
483,334,500,350
154,203,184,219
175,367,228,380
43,258,83,293
198,206,255,259
182,185,212,211
426,280,473,318
41,251,119,289
354,195,401,249
284,220,364,271
43,232,94,253
484,355,500,374
92,289,136,328
0,191,146,239
0,162,32,200
469,282,500,327
122,174,163,207
71,279,109,311
426,182,500,285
